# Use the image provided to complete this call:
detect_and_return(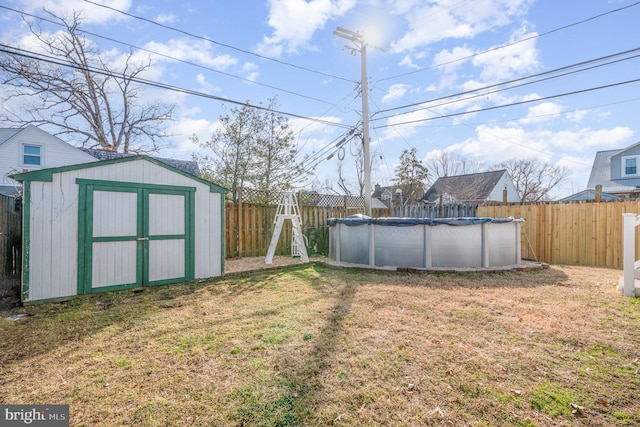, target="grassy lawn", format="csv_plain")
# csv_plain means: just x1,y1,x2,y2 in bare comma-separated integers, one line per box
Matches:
1,263,639,426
